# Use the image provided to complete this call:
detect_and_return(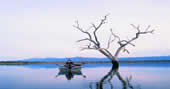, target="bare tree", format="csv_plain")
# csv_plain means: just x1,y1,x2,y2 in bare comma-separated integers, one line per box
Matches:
73,15,154,67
